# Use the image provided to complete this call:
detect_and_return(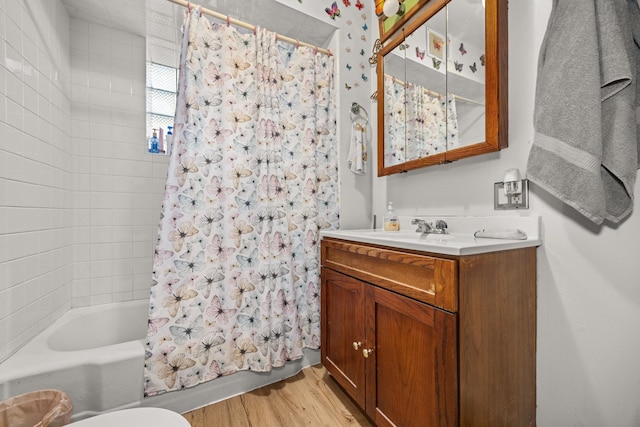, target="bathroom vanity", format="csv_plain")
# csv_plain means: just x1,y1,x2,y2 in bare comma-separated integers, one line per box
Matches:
320,220,539,426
